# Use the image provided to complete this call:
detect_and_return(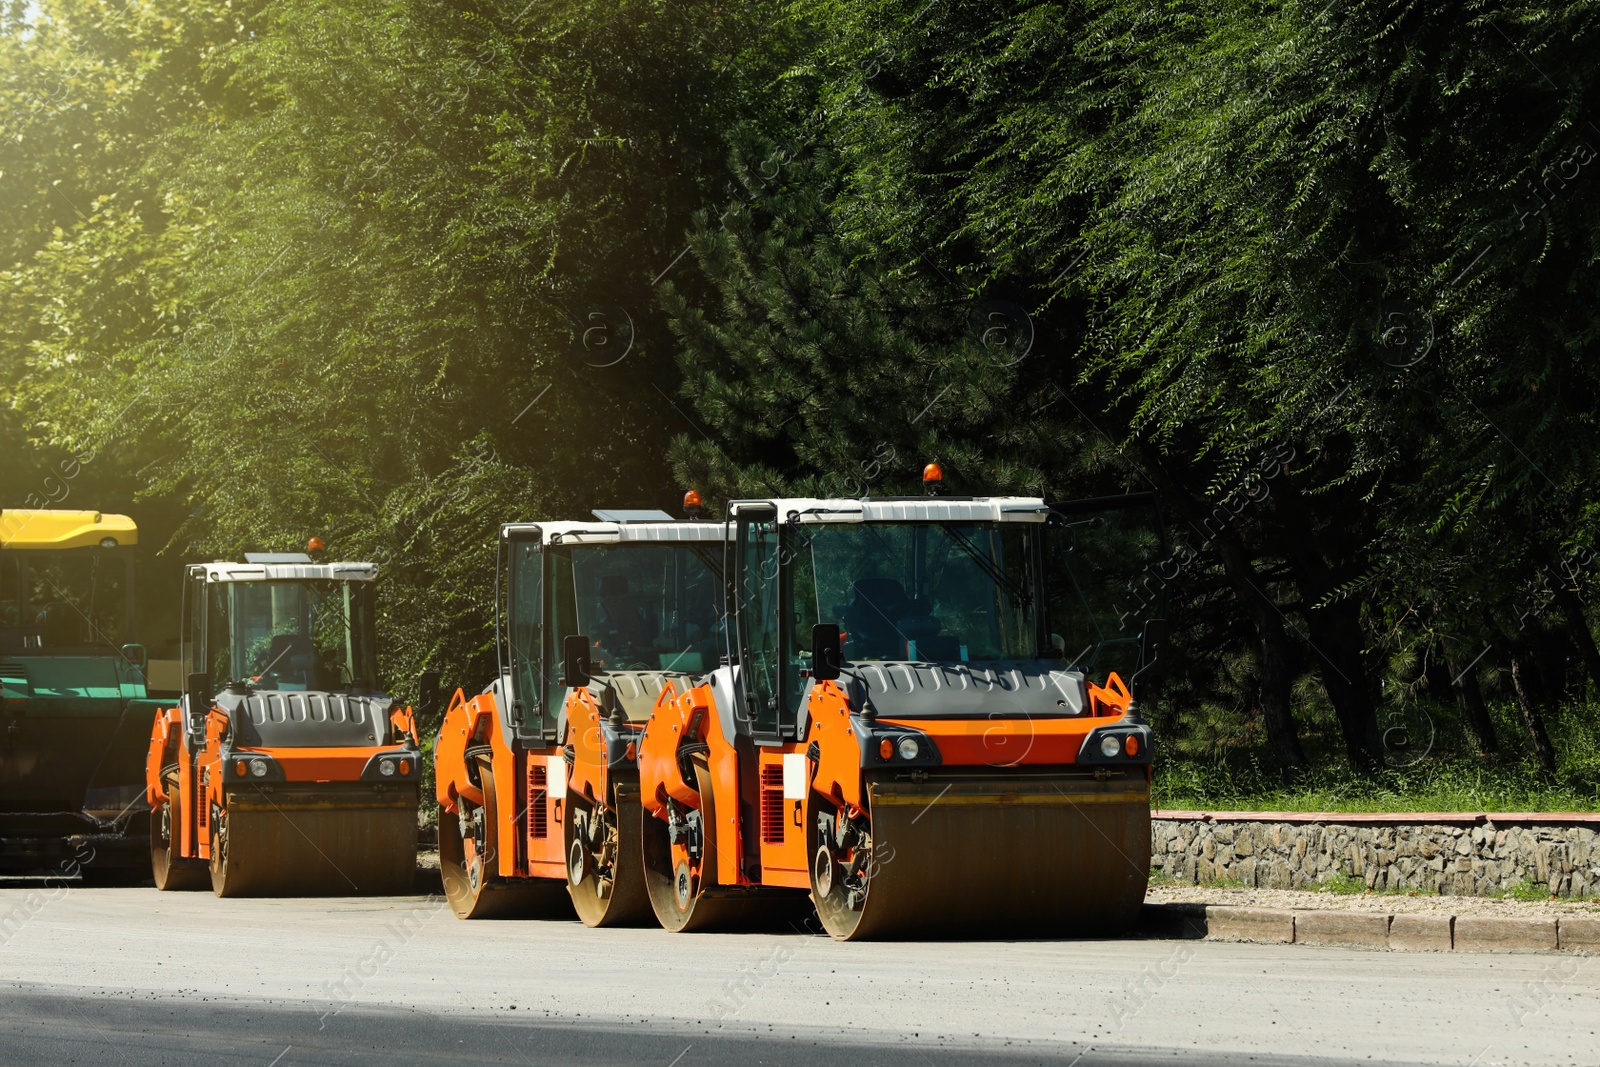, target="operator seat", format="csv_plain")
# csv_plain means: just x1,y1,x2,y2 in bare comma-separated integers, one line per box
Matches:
594,574,657,661
262,633,316,687
842,578,913,660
